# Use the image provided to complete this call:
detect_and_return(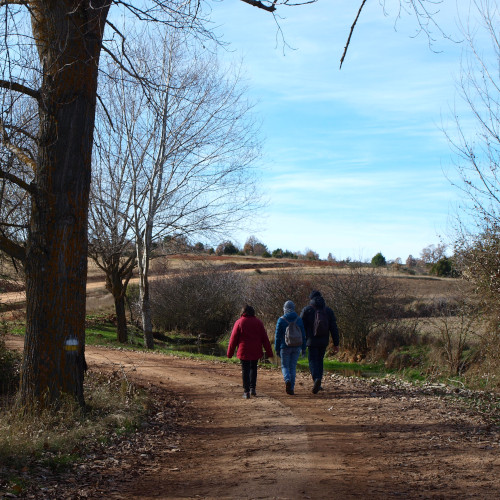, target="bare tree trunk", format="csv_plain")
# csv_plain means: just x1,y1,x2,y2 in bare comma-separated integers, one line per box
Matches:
115,294,128,344
20,2,110,407
140,283,155,349
106,268,131,344
136,232,155,349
